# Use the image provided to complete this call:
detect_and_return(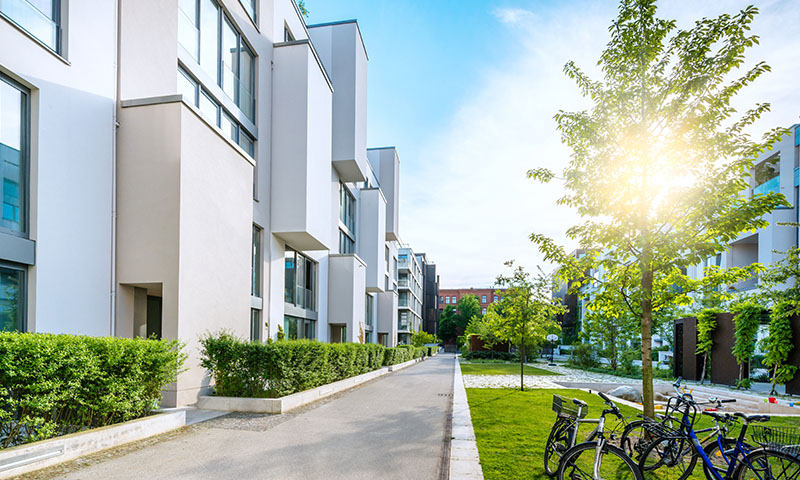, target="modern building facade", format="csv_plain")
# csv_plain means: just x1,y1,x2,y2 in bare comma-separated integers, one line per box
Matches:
416,252,439,336
0,0,418,406
686,124,800,294
438,288,506,315
397,246,422,344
